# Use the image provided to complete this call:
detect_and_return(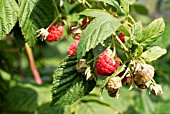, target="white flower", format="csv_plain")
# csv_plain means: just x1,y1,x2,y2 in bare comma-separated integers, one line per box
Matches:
36,28,49,40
